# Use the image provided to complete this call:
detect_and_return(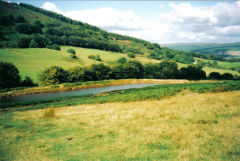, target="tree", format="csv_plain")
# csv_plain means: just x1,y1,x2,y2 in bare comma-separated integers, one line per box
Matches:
69,67,96,82
221,73,233,80
0,62,21,89
29,40,39,48
143,63,160,78
208,72,222,80
16,23,33,34
91,64,111,80
128,60,144,78
38,66,69,85
112,62,140,79
158,60,178,79
0,16,11,26
18,37,31,48
16,15,25,23
180,65,206,80
21,76,36,87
